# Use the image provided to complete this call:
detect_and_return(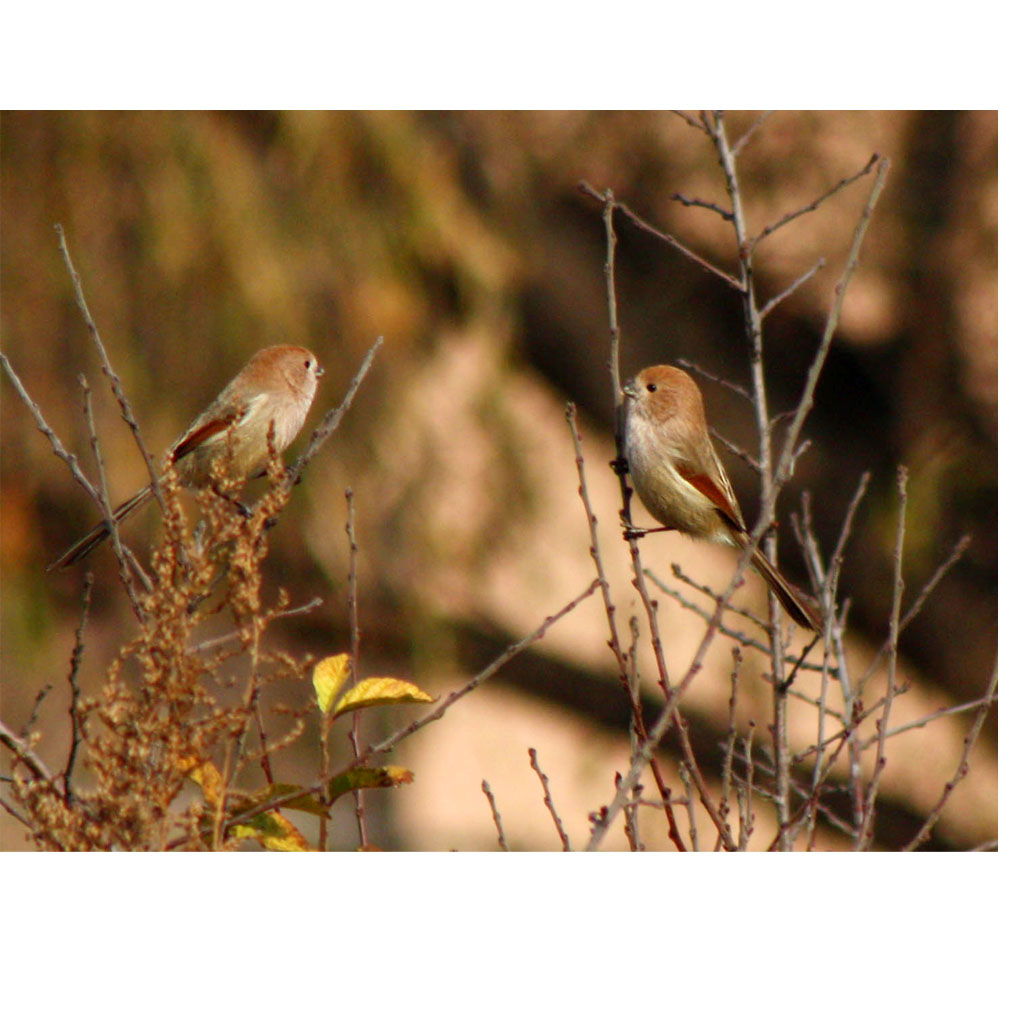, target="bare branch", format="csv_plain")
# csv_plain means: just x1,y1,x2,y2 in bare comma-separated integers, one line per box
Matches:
829,472,872,581
584,570,745,850
672,110,712,135
766,156,891,521
717,647,743,847
578,180,743,291
79,374,147,617
55,224,166,515
358,580,601,764
759,258,826,319
345,487,369,850
731,111,774,157
857,467,908,850
897,534,972,634
670,192,734,221
0,351,101,506
903,661,998,851
529,748,571,851
0,721,58,787
187,597,323,654
709,427,761,474
672,356,752,403
853,532,972,696
481,780,510,851
601,190,623,406
750,153,880,250
288,335,383,487
62,571,94,797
